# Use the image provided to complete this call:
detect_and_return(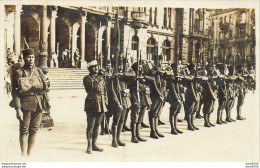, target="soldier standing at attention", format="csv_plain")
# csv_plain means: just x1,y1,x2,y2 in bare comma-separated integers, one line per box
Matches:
83,60,107,154
12,48,48,156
